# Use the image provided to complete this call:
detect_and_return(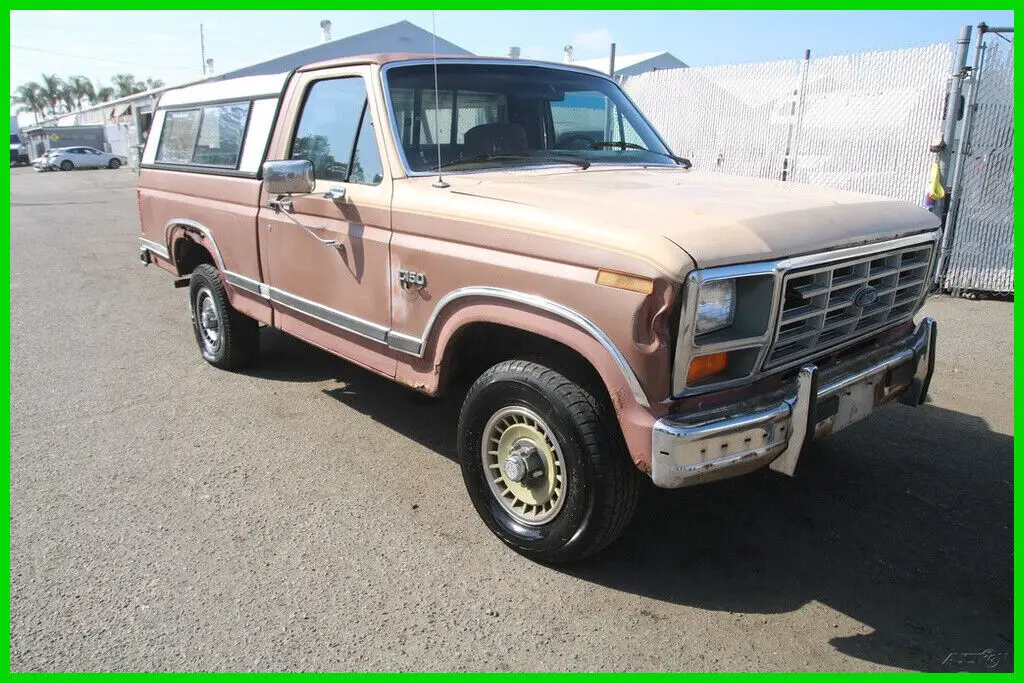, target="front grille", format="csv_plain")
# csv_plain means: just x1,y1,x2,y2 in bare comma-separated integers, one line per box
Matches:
764,243,933,369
